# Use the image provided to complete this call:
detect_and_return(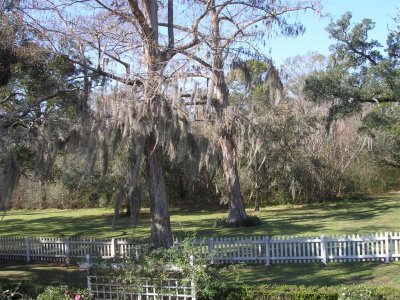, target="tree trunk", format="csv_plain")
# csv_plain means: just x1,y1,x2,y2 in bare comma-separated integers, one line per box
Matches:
145,131,173,247
219,133,247,224
128,0,174,247
254,167,260,211
254,185,260,211
128,184,142,227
